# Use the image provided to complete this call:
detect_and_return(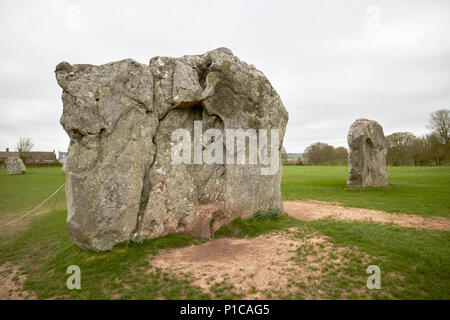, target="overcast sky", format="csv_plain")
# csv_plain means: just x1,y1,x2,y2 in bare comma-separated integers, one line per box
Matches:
0,0,449,154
